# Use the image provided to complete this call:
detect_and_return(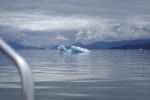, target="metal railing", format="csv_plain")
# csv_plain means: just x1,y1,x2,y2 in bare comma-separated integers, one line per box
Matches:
0,39,34,100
